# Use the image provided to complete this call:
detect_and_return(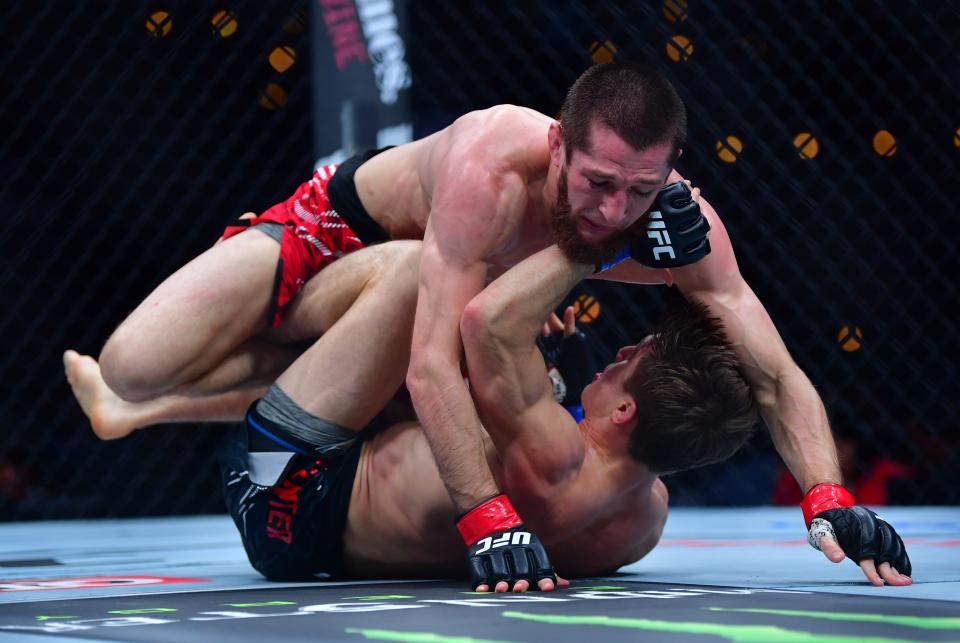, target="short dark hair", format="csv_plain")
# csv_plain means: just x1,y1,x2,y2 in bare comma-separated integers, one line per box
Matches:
560,62,687,164
624,300,757,474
